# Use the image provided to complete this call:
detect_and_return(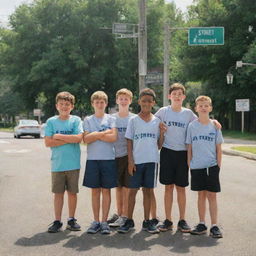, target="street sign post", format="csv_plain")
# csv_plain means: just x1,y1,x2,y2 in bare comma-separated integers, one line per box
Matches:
145,72,163,85
188,27,224,45
235,99,250,133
